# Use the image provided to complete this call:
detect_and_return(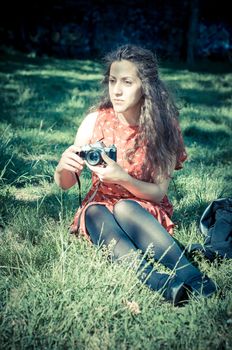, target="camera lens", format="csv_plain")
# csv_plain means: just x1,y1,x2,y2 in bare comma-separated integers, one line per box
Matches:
86,150,101,166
